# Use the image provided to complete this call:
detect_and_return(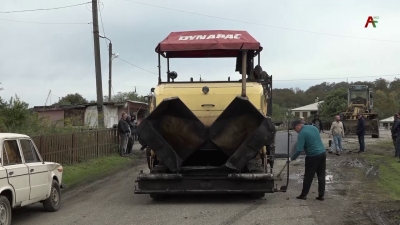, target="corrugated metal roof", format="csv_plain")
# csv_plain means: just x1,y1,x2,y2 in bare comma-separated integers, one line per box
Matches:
380,116,396,122
291,101,324,111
